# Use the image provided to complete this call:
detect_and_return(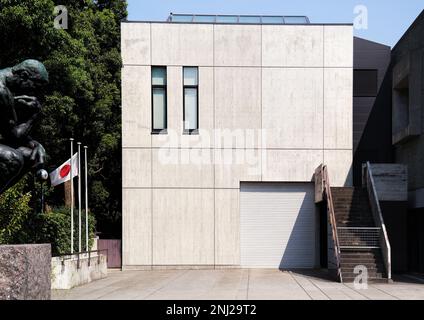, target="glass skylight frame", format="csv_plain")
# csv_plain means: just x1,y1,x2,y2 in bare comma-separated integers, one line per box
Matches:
168,13,310,24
